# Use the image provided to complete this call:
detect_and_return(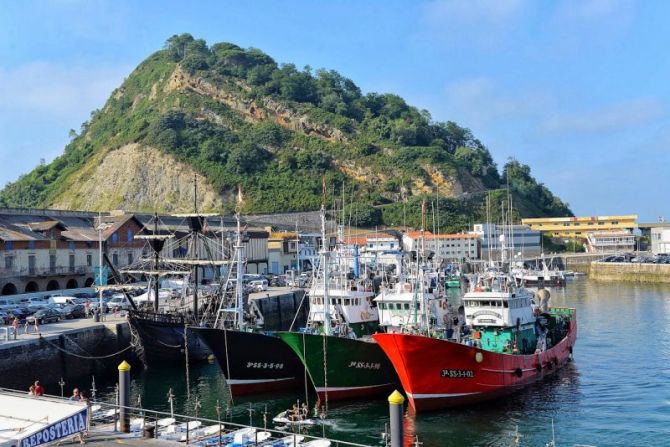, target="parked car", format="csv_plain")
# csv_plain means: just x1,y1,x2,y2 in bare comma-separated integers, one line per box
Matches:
89,300,109,314
249,279,269,292
57,304,86,319
0,298,16,311
107,295,131,311
27,308,61,324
